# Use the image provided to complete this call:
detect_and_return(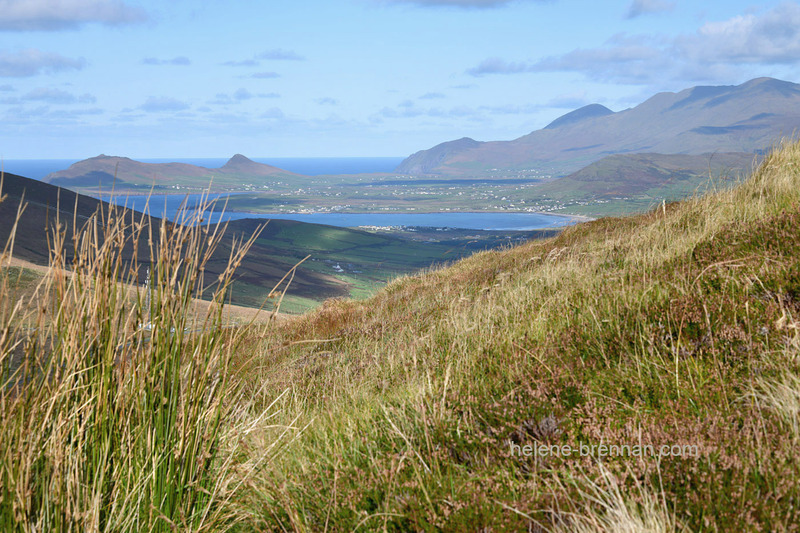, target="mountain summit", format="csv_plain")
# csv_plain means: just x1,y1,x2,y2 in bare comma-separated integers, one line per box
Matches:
544,104,614,130
224,153,256,167
220,154,292,176
396,77,800,176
